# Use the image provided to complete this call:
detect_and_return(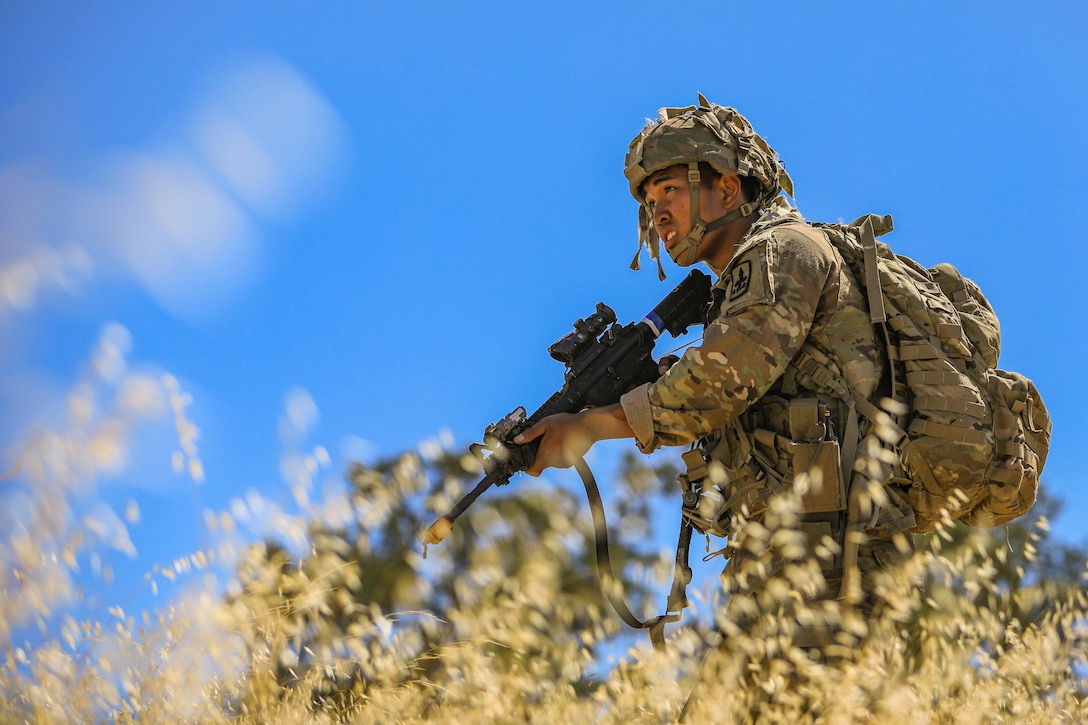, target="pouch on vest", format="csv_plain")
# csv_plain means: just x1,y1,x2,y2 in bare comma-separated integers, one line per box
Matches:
787,397,847,514
792,441,847,514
